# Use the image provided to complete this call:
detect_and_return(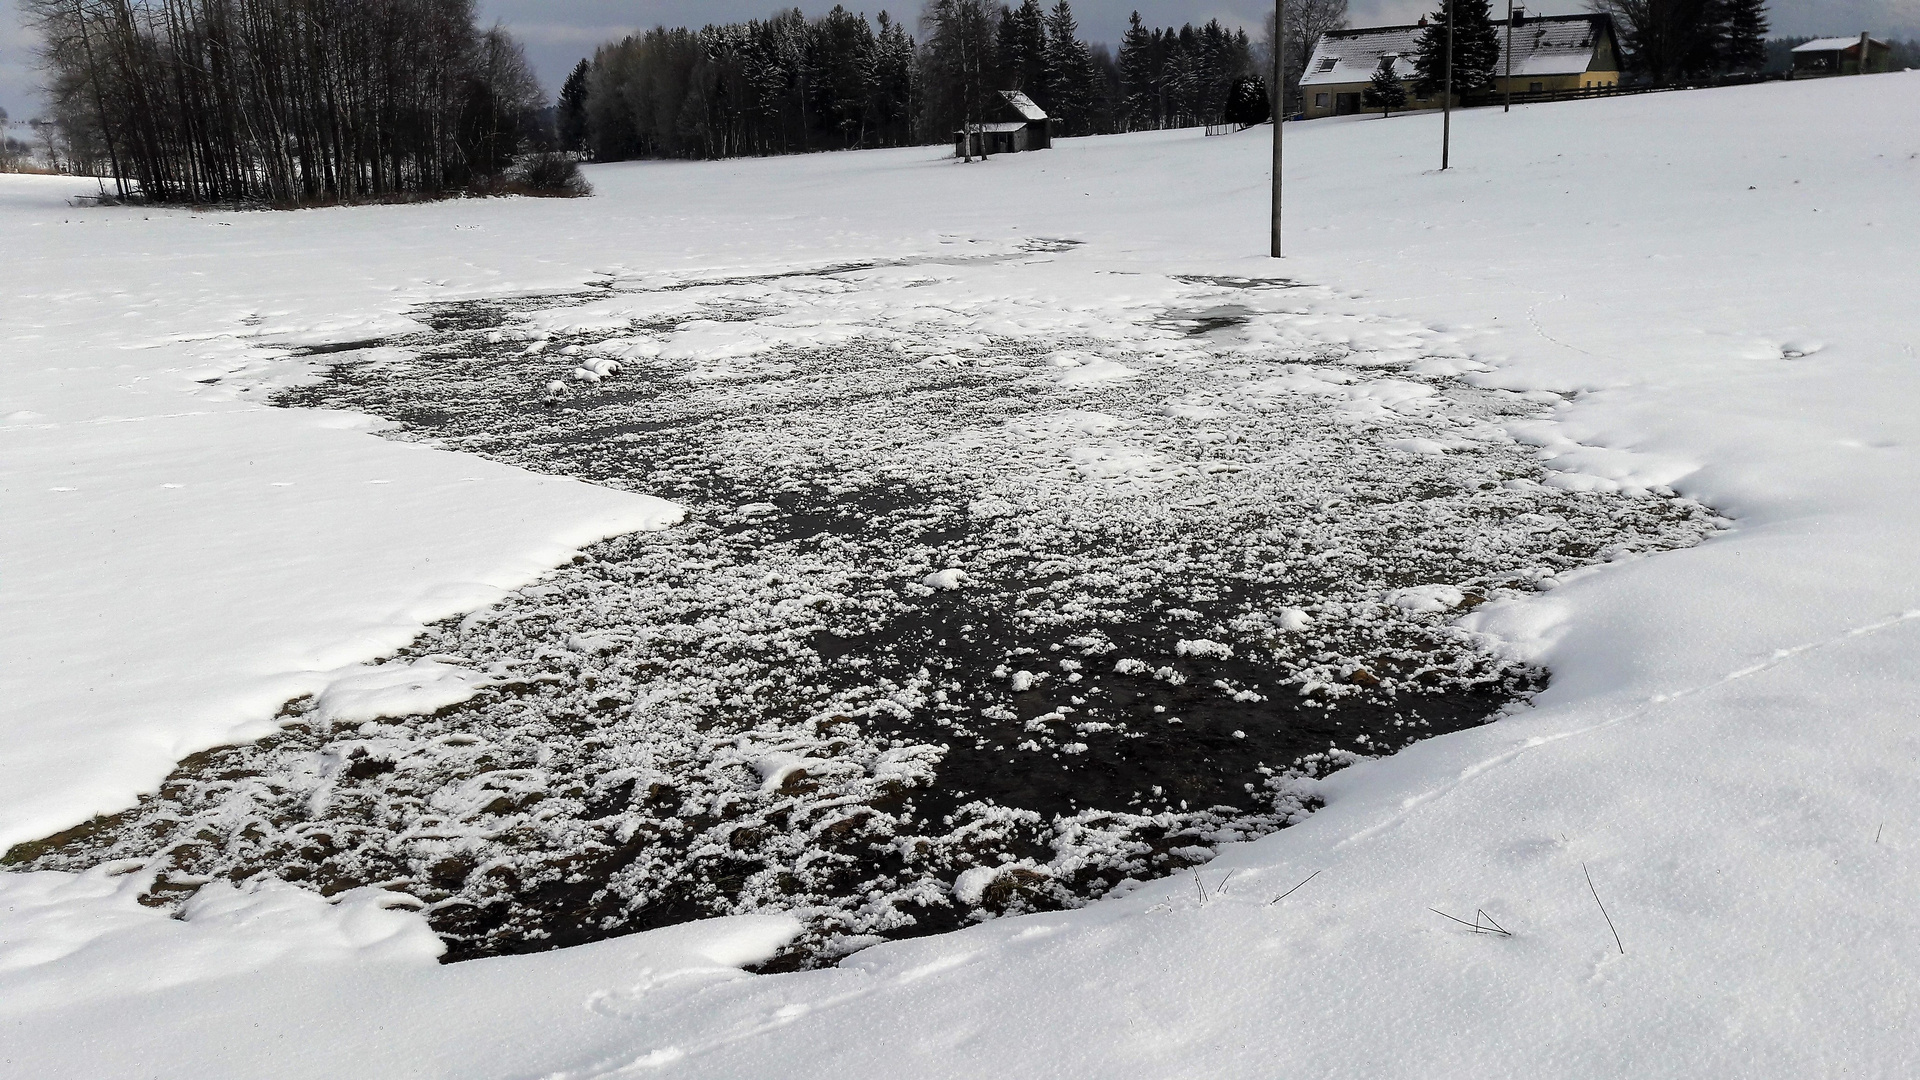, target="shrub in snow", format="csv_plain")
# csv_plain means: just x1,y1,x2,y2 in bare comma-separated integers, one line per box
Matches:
511,152,593,198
